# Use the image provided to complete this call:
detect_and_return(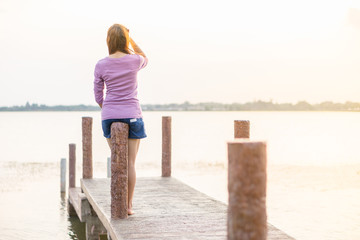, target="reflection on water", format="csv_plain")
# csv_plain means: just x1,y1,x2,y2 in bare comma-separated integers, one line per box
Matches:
67,216,86,240
60,192,86,240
